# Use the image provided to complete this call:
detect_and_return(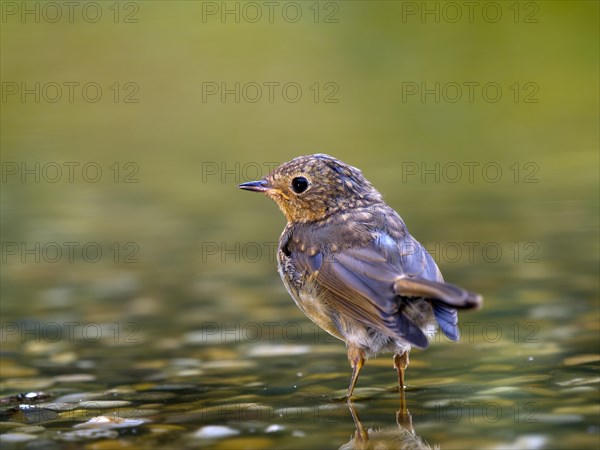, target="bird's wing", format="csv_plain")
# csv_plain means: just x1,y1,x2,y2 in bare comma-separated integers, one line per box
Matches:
293,234,481,347
311,244,430,348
